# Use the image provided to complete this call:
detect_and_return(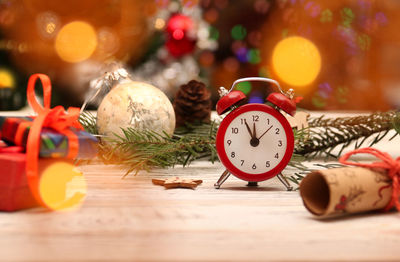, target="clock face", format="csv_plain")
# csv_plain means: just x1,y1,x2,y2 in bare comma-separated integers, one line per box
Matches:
216,103,294,182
